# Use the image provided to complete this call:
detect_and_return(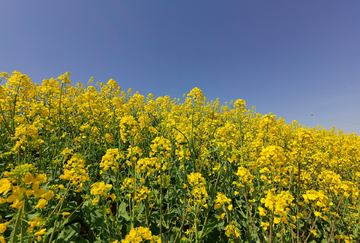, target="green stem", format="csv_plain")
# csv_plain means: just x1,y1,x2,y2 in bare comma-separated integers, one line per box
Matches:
194,205,199,243
243,187,261,242
173,201,190,243
12,206,23,243
327,194,345,243
103,201,112,241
